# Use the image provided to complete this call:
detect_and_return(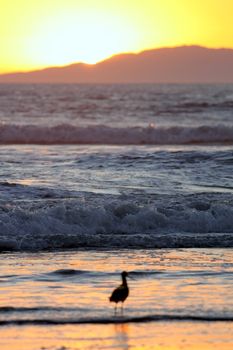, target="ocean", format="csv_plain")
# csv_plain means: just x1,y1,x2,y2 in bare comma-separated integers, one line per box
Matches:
0,83,232,349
